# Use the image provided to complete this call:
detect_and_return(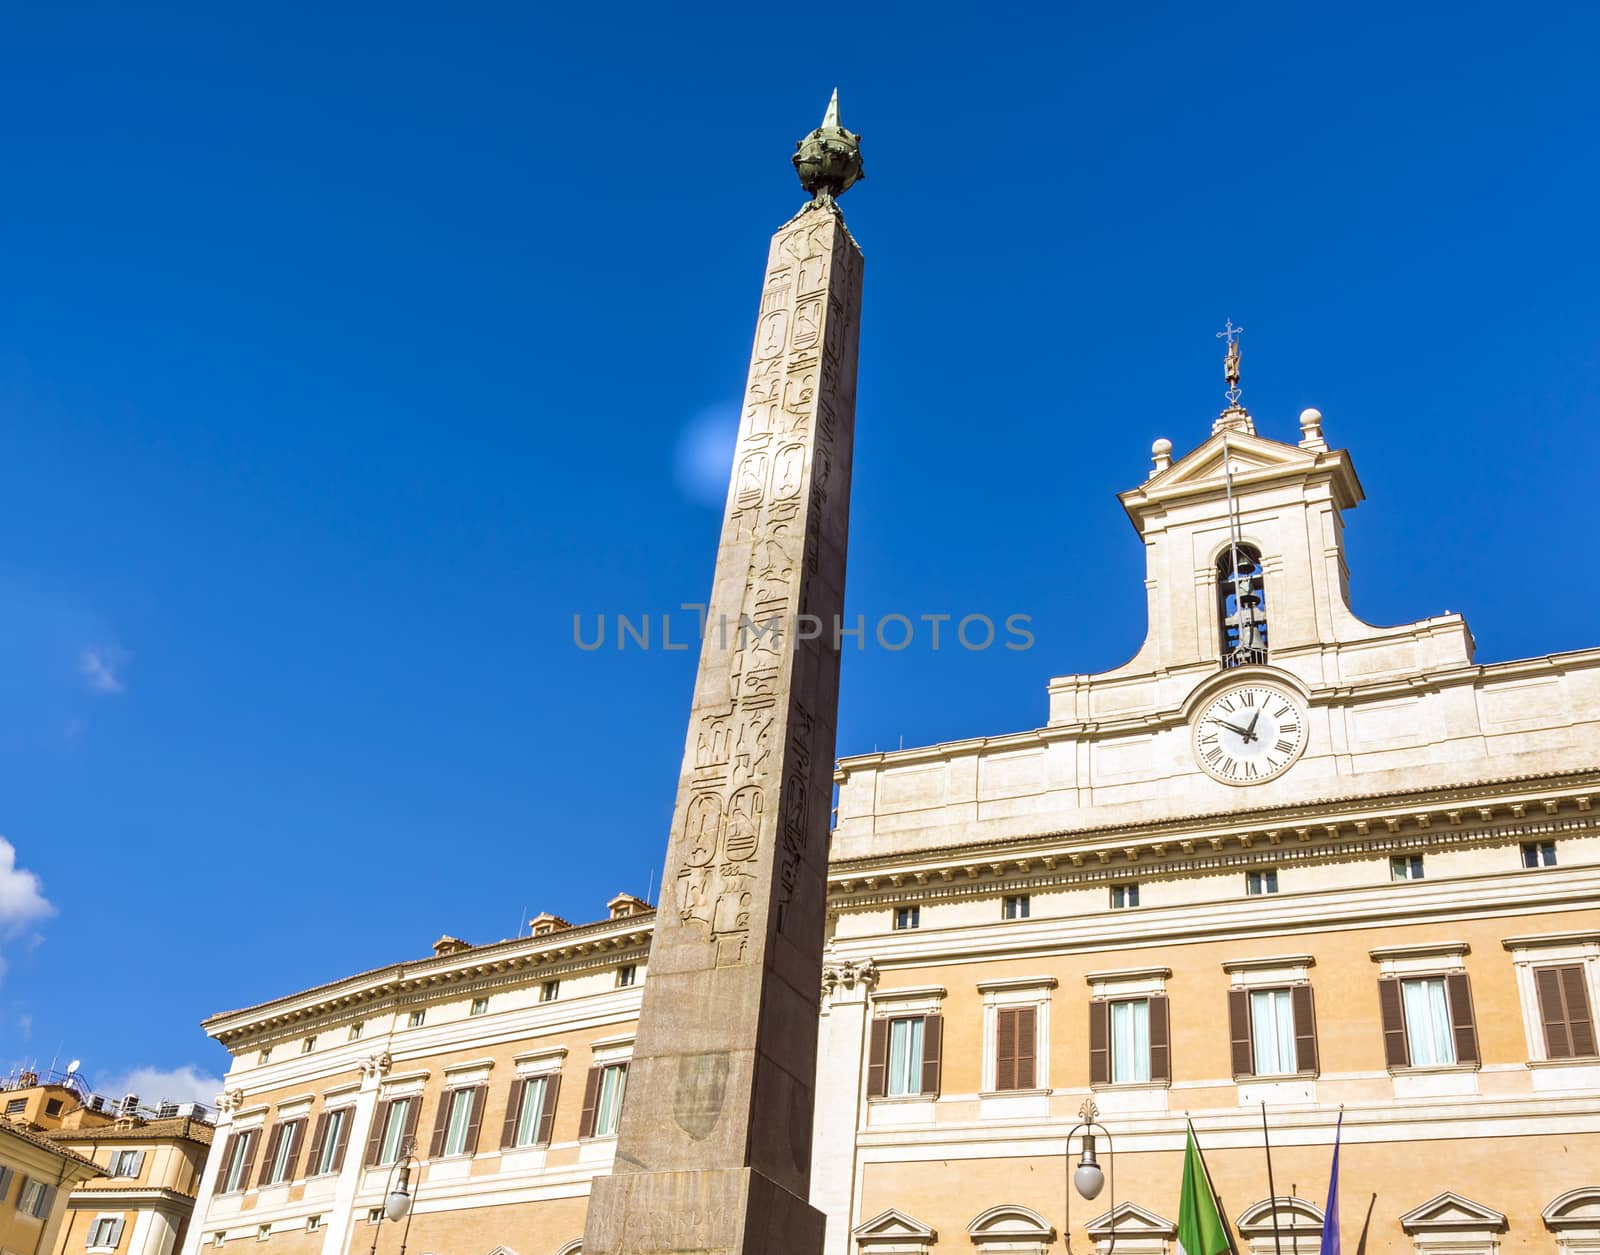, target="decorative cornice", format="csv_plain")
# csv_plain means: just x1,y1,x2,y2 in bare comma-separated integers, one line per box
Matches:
358,1052,392,1079
1502,930,1600,951
828,774,1599,906
822,957,879,1000
1222,954,1316,973
1369,942,1469,962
